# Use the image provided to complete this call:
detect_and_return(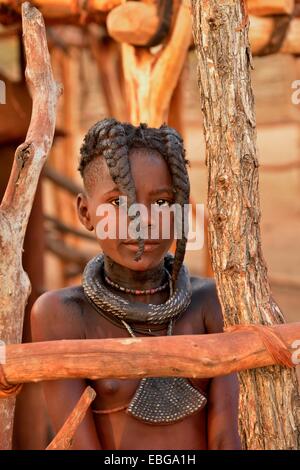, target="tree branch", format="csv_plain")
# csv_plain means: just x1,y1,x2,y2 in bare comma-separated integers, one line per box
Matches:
0,2,61,449
46,386,96,450
1,2,62,237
